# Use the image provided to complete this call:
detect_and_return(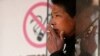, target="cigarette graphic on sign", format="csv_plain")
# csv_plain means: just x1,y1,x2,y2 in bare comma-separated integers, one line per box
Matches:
23,2,51,48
